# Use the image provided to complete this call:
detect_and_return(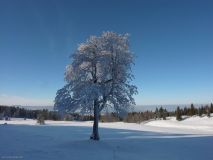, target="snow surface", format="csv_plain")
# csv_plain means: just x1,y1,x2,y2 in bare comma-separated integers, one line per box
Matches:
0,116,213,160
